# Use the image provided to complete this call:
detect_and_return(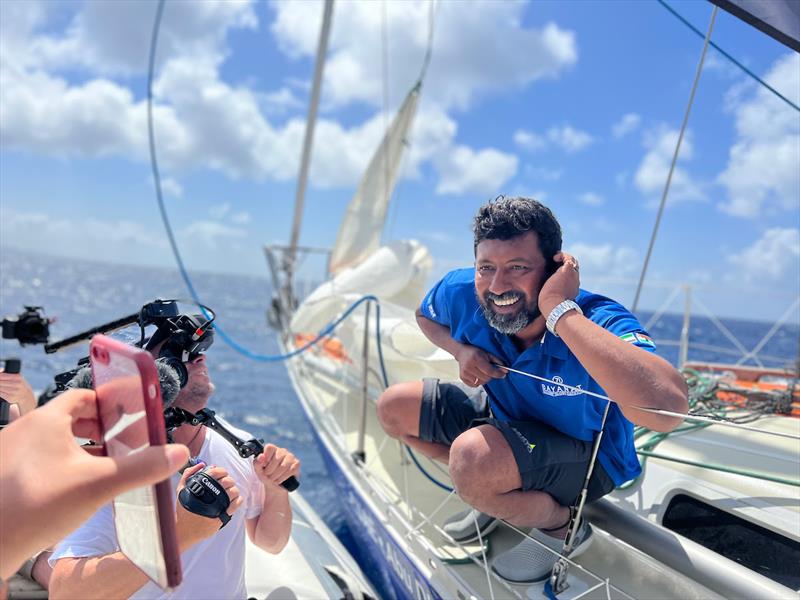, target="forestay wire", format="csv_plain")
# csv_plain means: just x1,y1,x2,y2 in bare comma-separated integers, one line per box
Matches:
658,0,800,113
